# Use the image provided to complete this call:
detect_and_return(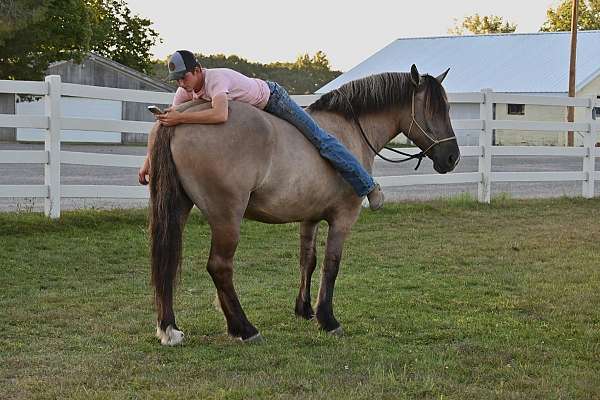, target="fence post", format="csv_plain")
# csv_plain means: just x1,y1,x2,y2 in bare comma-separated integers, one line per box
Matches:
582,96,596,198
478,89,493,203
44,75,61,219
